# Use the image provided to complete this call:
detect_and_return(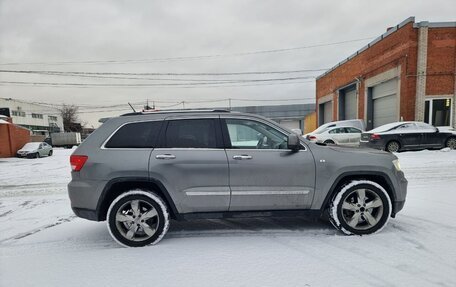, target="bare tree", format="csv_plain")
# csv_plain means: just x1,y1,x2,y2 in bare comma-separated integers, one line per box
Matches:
60,104,81,132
